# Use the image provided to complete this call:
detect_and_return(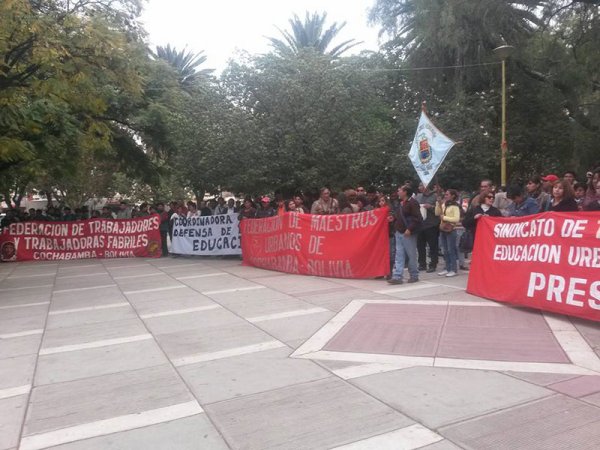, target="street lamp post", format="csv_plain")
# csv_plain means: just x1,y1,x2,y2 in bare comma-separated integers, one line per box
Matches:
493,45,514,187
